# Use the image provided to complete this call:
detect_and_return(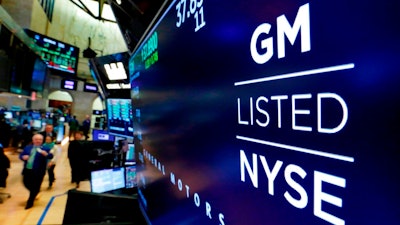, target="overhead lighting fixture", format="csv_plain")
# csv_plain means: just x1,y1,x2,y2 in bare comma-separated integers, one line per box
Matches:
69,0,116,22
104,62,127,80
